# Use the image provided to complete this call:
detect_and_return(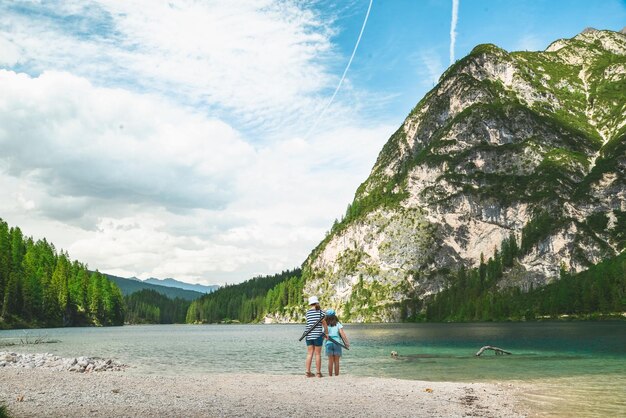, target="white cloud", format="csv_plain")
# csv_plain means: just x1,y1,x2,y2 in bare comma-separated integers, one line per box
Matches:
305,0,373,139
66,214,260,282
516,34,545,51
231,123,394,233
0,70,253,212
0,33,21,66
449,0,459,65
0,68,393,284
417,50,445,87
0,0,338,134
0,0,399,285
